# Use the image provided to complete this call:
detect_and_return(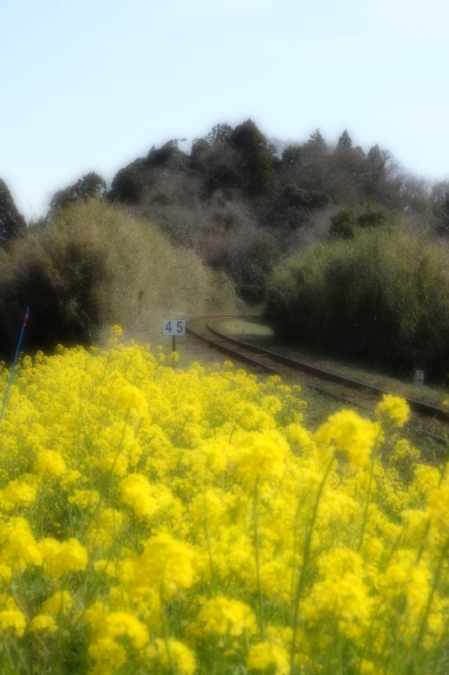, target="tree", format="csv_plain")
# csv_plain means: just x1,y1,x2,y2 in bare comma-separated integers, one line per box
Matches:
231,119,272,196
0,179,26,248
205,123,233,145
431,181,449,234
308,129,325,146
49,172,106,214
338,130,353,148
190,138,210,169
282,144,302,166
147,140,187,167
109,165,144,204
